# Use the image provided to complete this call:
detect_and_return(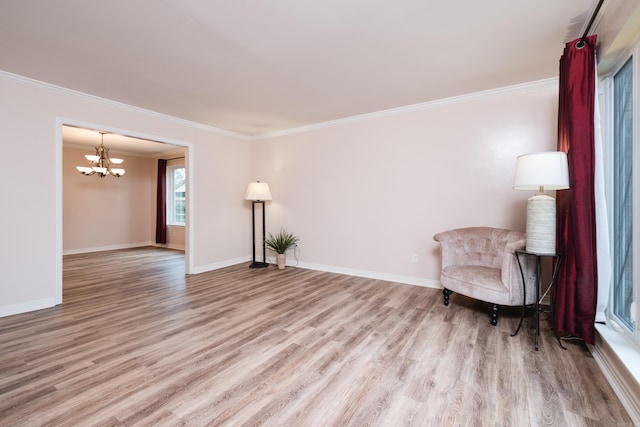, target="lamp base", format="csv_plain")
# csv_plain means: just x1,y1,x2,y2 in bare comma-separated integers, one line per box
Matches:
526,193,557,254
249,261,270,268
